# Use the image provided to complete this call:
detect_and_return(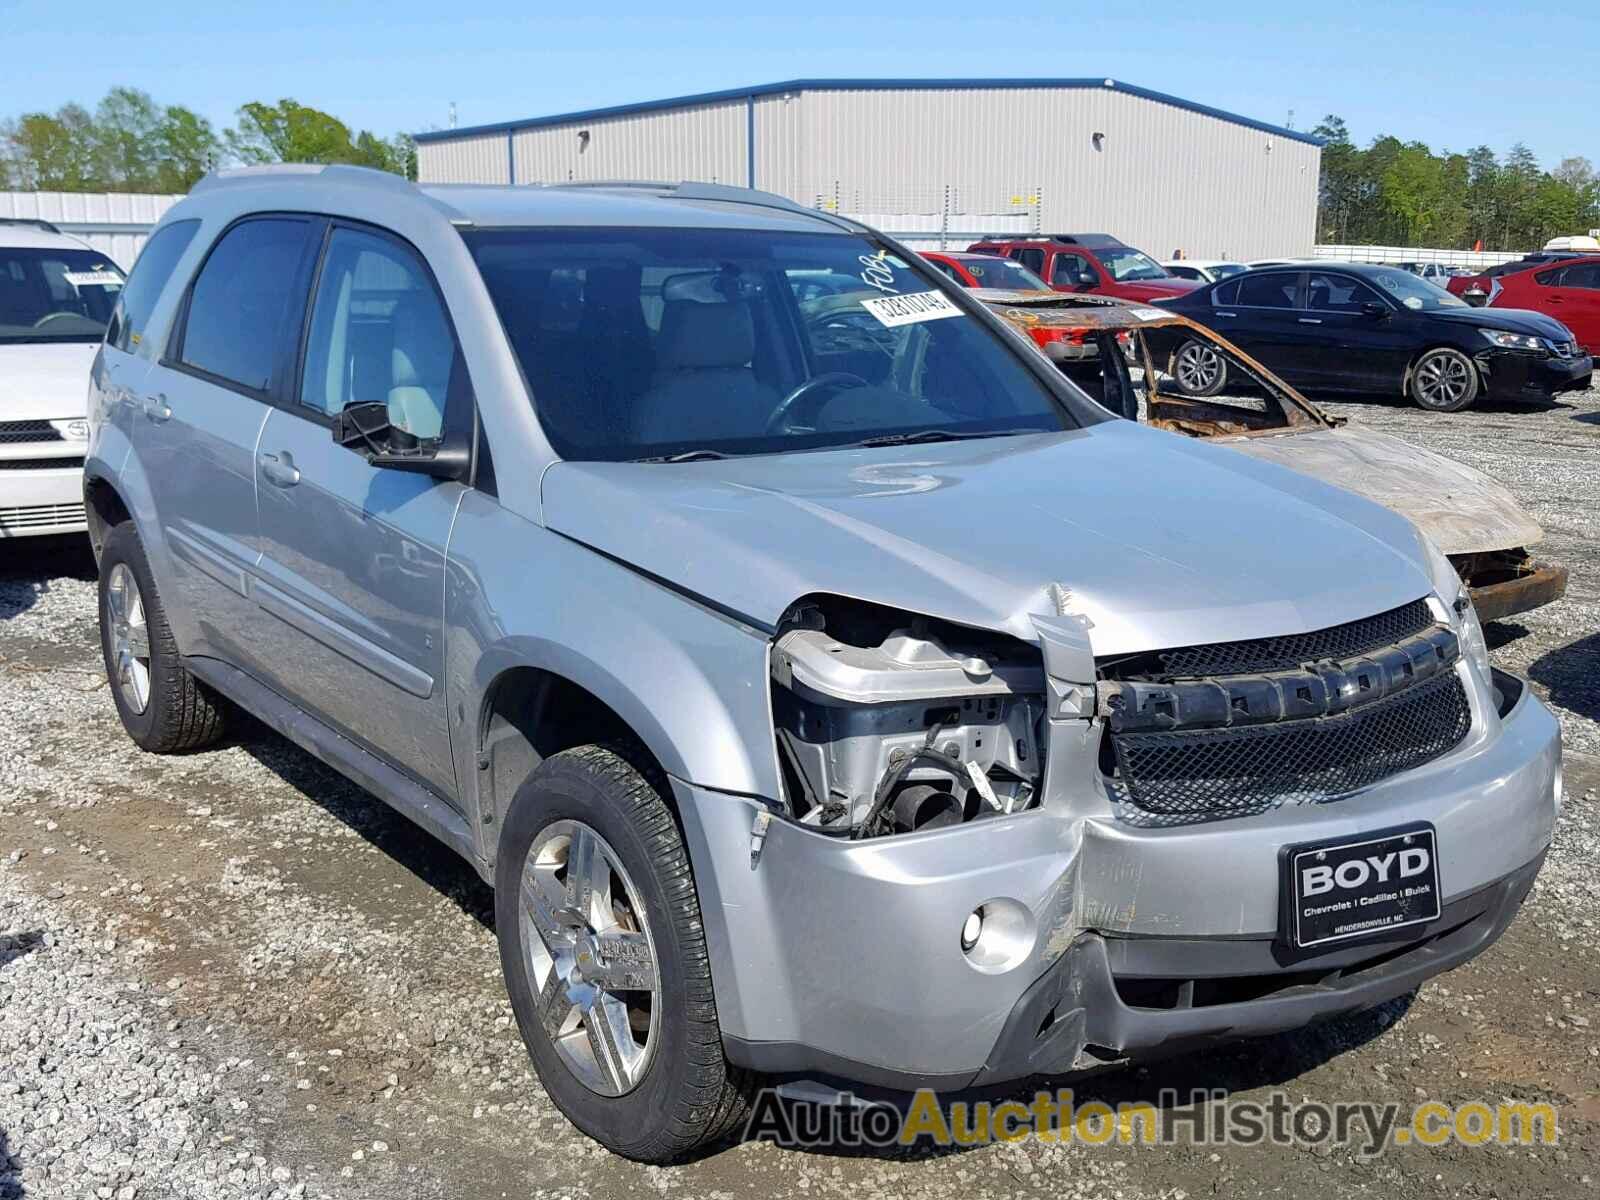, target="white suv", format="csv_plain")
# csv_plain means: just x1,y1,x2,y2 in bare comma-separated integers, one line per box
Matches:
1,218,125,537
